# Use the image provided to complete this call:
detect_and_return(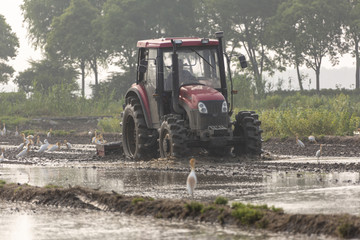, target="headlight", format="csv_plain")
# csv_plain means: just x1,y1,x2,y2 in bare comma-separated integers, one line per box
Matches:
198,102,208,114
221,101,228,113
